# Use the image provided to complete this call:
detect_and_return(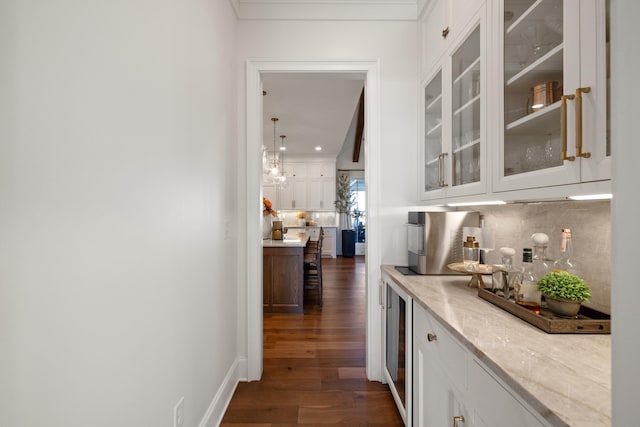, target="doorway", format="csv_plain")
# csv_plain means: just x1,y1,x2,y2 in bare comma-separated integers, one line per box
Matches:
244,60,383,382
